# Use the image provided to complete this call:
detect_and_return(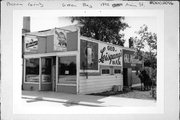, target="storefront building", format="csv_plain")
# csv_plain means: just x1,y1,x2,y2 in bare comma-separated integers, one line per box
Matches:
22,26,142,94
